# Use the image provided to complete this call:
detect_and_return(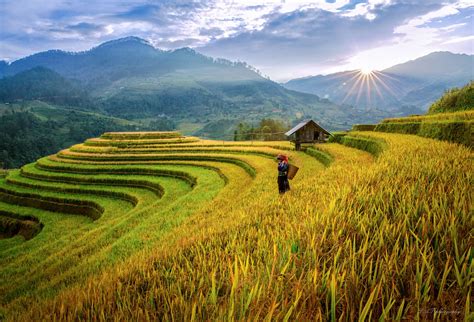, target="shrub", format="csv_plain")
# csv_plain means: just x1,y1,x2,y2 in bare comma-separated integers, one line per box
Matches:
428,81,474,114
